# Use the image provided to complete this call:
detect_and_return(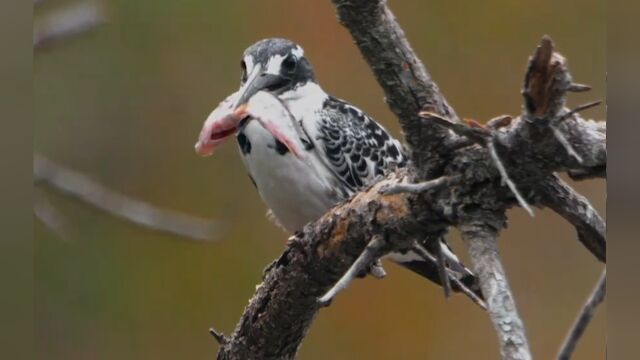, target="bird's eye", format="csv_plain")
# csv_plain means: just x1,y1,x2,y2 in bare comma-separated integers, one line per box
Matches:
282,55,297,73
240,60,247,82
